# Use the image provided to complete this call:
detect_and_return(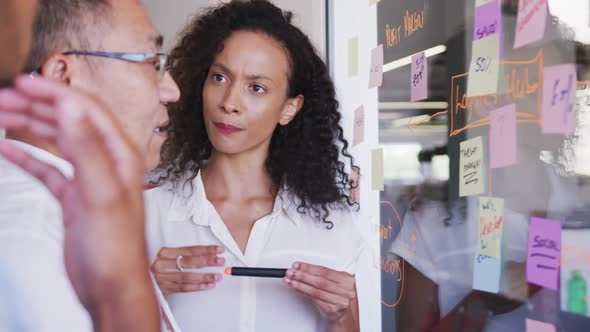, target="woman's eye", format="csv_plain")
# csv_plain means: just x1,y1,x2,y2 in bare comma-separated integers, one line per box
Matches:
213,74,227,82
